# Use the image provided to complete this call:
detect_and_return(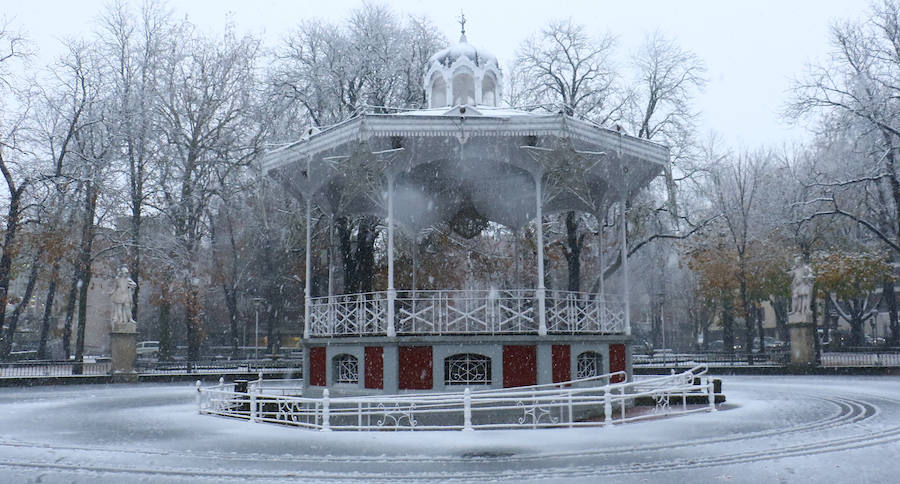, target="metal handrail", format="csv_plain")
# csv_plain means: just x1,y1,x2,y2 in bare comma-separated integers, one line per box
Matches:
197,365,715,431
